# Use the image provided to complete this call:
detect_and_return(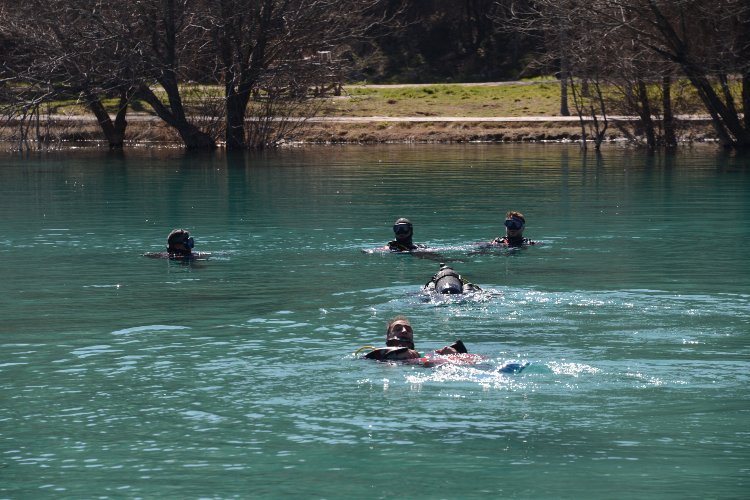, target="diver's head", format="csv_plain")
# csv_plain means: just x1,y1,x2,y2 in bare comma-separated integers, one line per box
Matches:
385,315,414,349
504,211,526,237
167,229,194,255
392,218,413,242
434,264,463,294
